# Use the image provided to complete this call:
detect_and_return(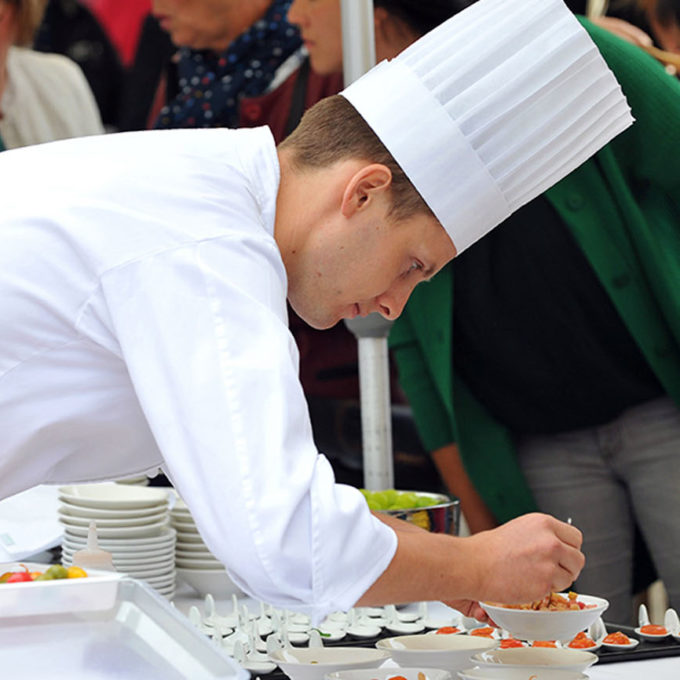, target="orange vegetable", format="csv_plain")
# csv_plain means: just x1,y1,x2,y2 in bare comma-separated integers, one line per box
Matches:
470,627,495,637
640,624,668,636
500,638,524,648
435,626,460,634
603,631,632,645
532,640,557,647
568,631,596,648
